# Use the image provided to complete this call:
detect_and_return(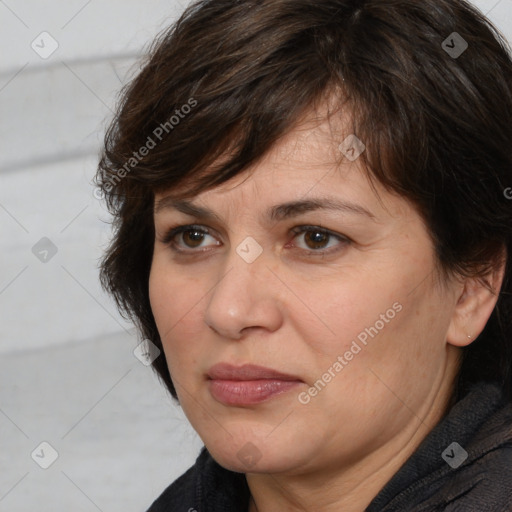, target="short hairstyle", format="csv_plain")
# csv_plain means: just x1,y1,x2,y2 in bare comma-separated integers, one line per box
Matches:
97,0,512,402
